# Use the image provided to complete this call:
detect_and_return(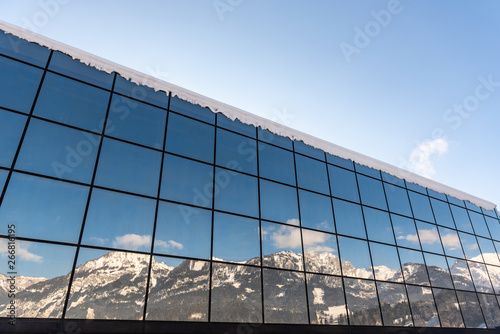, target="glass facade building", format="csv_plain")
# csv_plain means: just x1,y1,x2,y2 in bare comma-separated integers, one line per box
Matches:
1,27,500,333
